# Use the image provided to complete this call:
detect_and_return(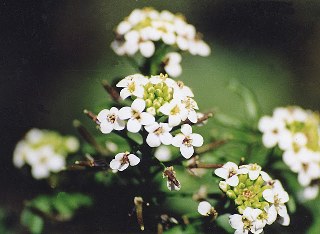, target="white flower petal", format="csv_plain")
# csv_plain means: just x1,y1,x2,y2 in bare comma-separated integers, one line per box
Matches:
160,132,172,145
139,41,155,58
229,214,244,230
214,168,229,180
140,112,155,126
262,189,275,203
110,159,121,170
181,124,192,135
226,175,239,187
100,122,114,134
168,115,181,126
277,213,290,226
118,107,132,120
267,205,277,225
191,133,203,147
127,118,142,133
128,154,140,166
132,98,146,112
146,133,161,147
197,201,212,216
172,134,184,147
180,144,194,159
118,162,130,171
